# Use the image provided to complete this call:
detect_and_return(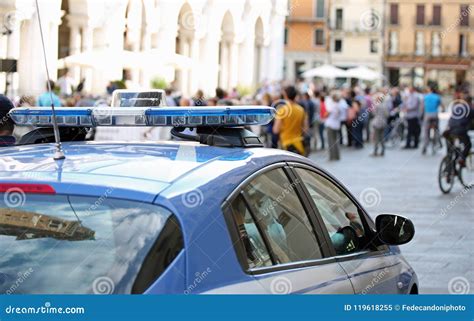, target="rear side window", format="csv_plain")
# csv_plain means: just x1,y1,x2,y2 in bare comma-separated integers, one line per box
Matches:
243,169,322,264
228,195,272,269
0,195,182,294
